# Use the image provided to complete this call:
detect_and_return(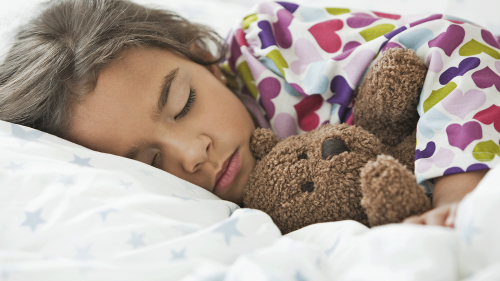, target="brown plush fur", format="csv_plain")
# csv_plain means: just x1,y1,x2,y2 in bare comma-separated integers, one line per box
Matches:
360,155,432,227
354,48,427,147
243,48,431,234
